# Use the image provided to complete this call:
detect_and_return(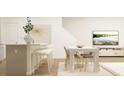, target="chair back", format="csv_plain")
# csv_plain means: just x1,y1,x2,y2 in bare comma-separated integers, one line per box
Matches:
80,50,95,58
64,46,69,57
